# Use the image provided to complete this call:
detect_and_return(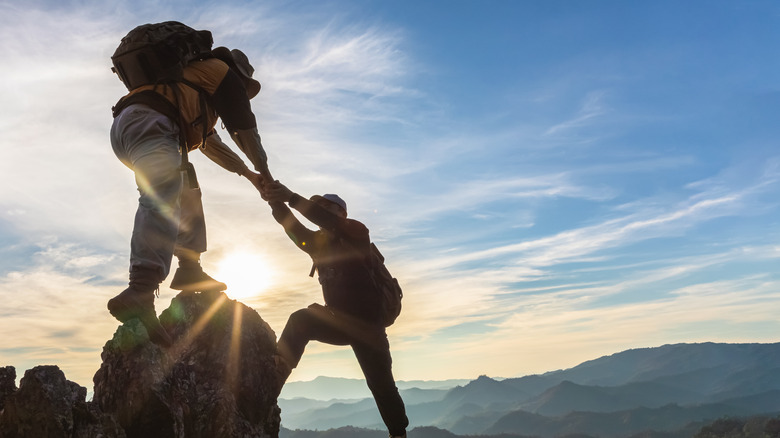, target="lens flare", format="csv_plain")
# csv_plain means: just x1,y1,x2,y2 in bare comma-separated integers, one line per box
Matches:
214,251,274,300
